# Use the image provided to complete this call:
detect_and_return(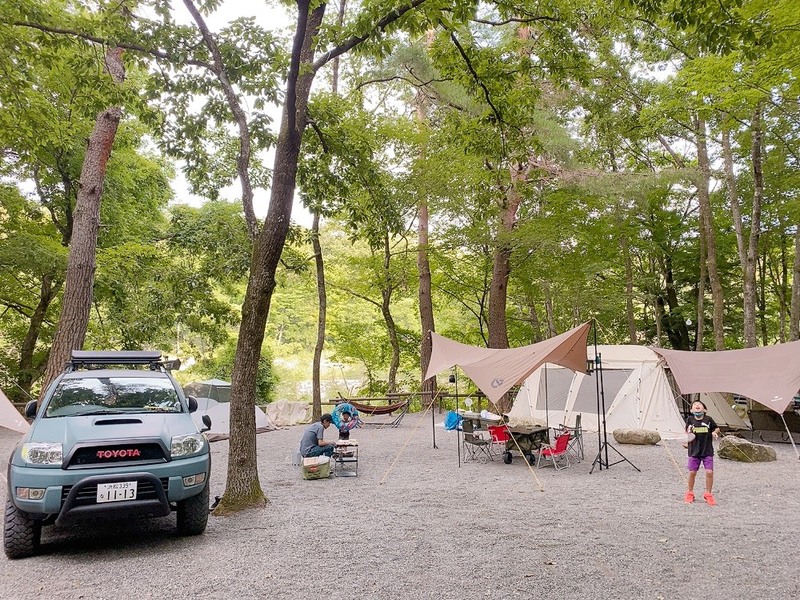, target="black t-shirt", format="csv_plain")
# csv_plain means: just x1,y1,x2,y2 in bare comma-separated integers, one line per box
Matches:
686,414,718,458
